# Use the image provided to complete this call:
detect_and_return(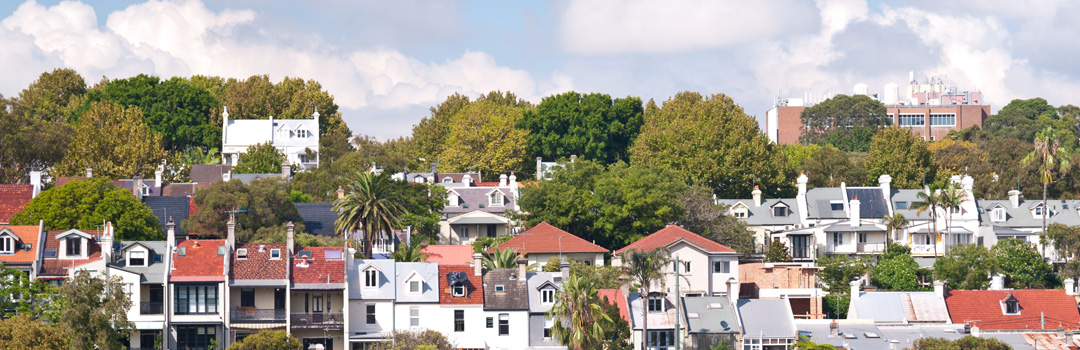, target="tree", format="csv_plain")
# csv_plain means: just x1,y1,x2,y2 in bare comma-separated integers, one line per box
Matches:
678,186,755,255
799,145,866,187
817,255,870,294
1044,223,1080,279
438,98,530,176
598,293,633,350
798,94,889,152
0,99,71,184
59,270,135,350
938,181,968,254
472,234,515,254
629,92,792,198
866,127,938,188
482,248,521,269
11,178,162,240
182,178,305,241
82,74,219,151
871,244,923,291
983,97,1059,142
915,186,944,256
410,93,472,167
620,247,671,350
792,335,839,350
569,261,624,289
1022,126,1072,249
929,139,994,195
0,314,68,350
934,244,997,290
54,100,169,179
9,68,87,123
0,267,60,323
765,238,792,262
548,273,613,350
370,329,455,350
883,213,909,248
226,330,301,350
908,335,1012,350
993,238,1056,289
520,91,644,164
233,142,285,174
390,239,429,262
334,171,407,259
